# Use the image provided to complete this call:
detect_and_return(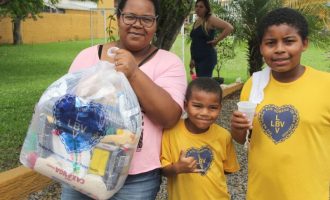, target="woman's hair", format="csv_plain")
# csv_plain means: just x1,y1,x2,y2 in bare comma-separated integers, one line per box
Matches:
116,0,160,17
185,77,222,104
196,0,212,34
257,7,309,44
